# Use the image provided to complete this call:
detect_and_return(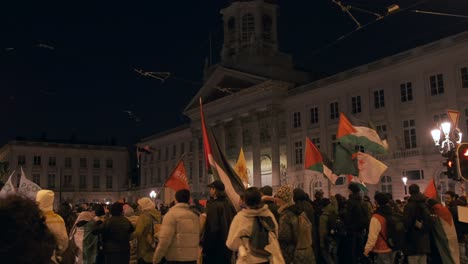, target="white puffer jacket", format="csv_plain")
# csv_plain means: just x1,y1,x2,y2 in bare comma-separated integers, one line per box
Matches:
153,203,200,263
